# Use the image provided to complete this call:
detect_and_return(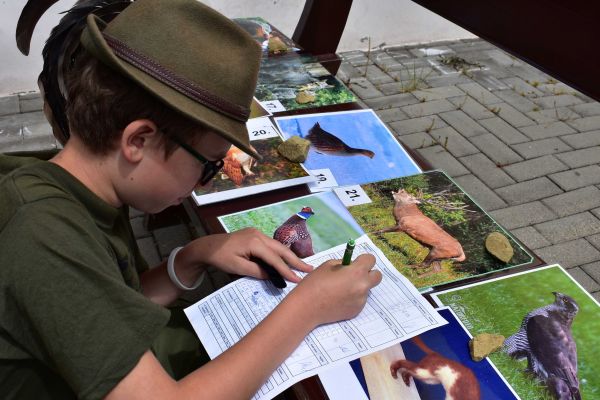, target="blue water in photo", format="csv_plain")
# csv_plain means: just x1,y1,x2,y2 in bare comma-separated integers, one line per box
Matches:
276,110,421,186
